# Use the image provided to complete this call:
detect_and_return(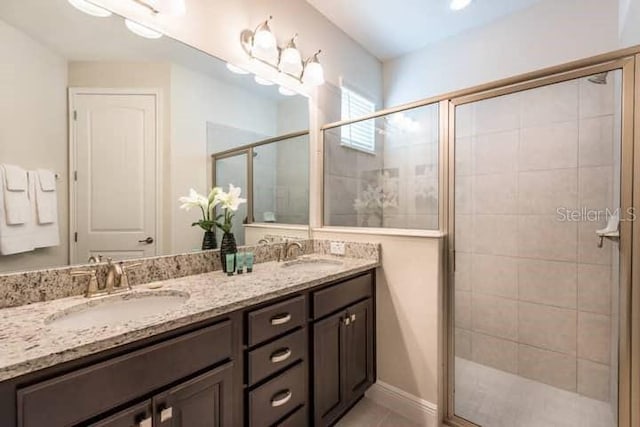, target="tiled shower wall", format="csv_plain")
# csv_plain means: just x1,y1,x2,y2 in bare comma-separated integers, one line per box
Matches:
454,73,621,402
